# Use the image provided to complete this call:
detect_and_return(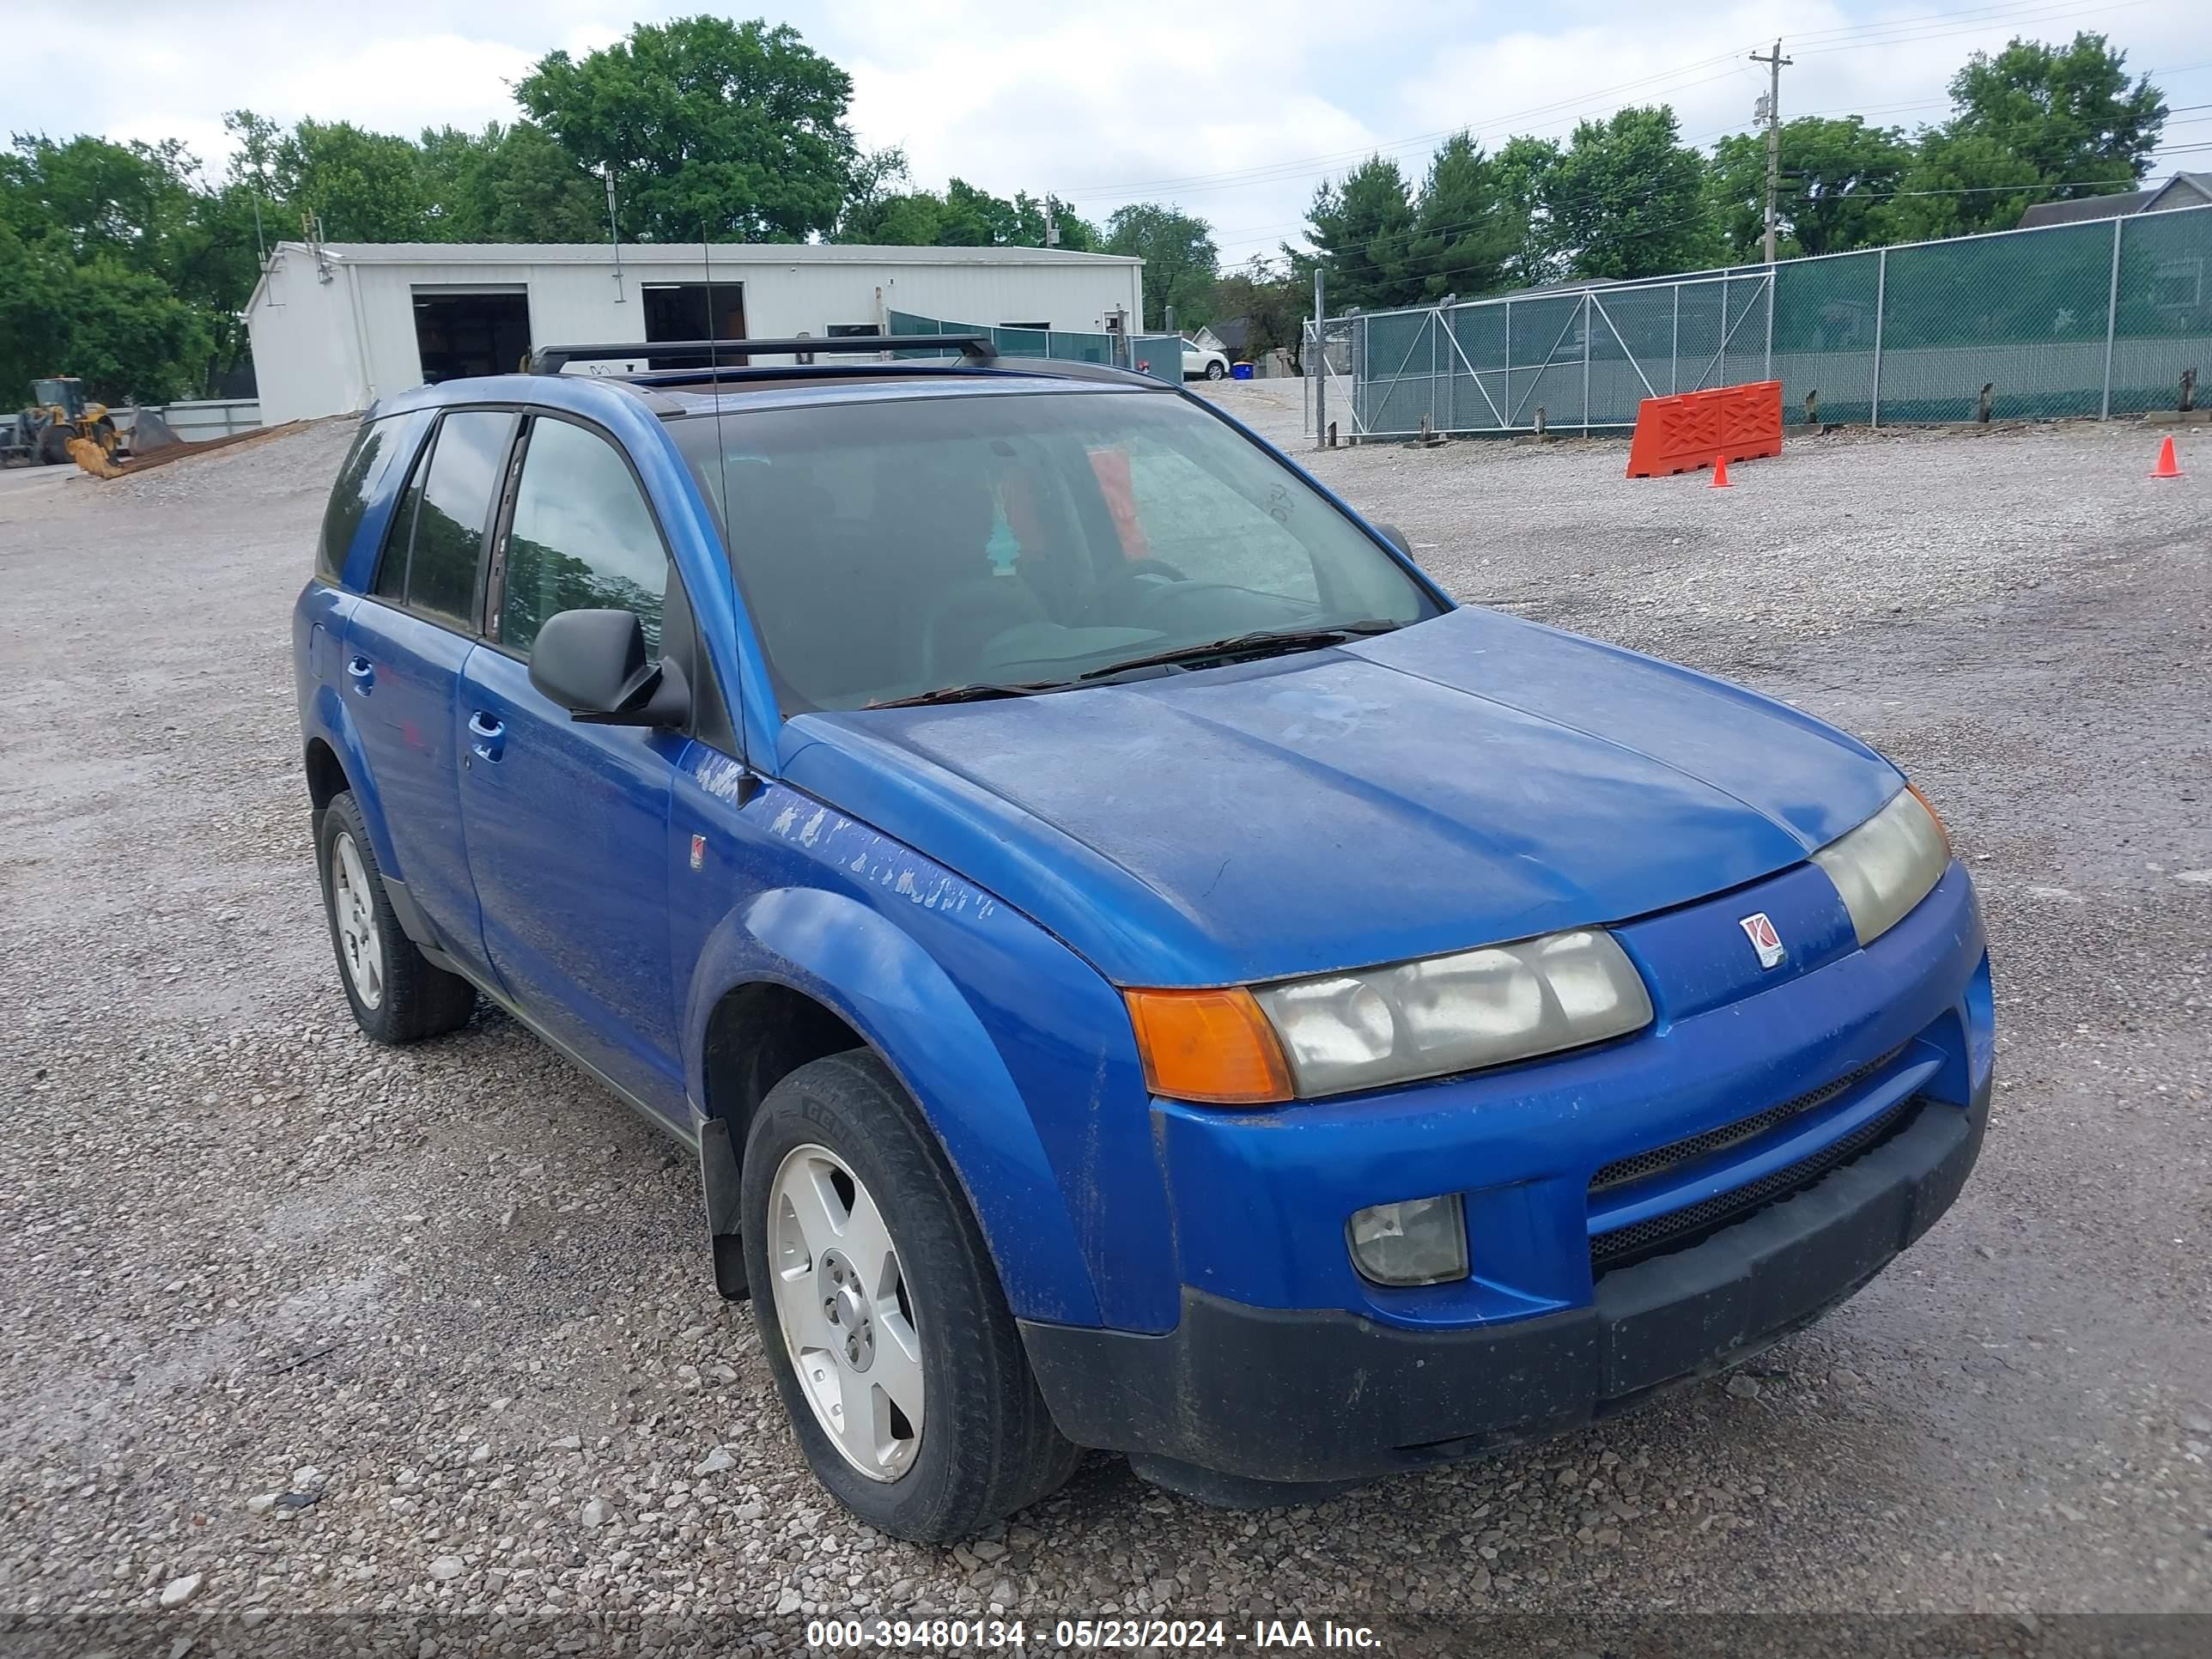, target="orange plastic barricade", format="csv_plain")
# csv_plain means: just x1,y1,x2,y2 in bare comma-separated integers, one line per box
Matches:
1626,380,1783,479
